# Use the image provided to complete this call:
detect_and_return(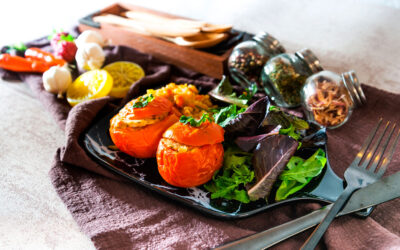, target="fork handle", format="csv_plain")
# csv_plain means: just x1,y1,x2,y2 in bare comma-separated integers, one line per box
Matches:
301,186,357,250
214,205,332,250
